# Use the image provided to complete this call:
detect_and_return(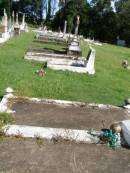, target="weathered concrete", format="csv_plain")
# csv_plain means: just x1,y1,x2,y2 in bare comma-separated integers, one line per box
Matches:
0,138,130,173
